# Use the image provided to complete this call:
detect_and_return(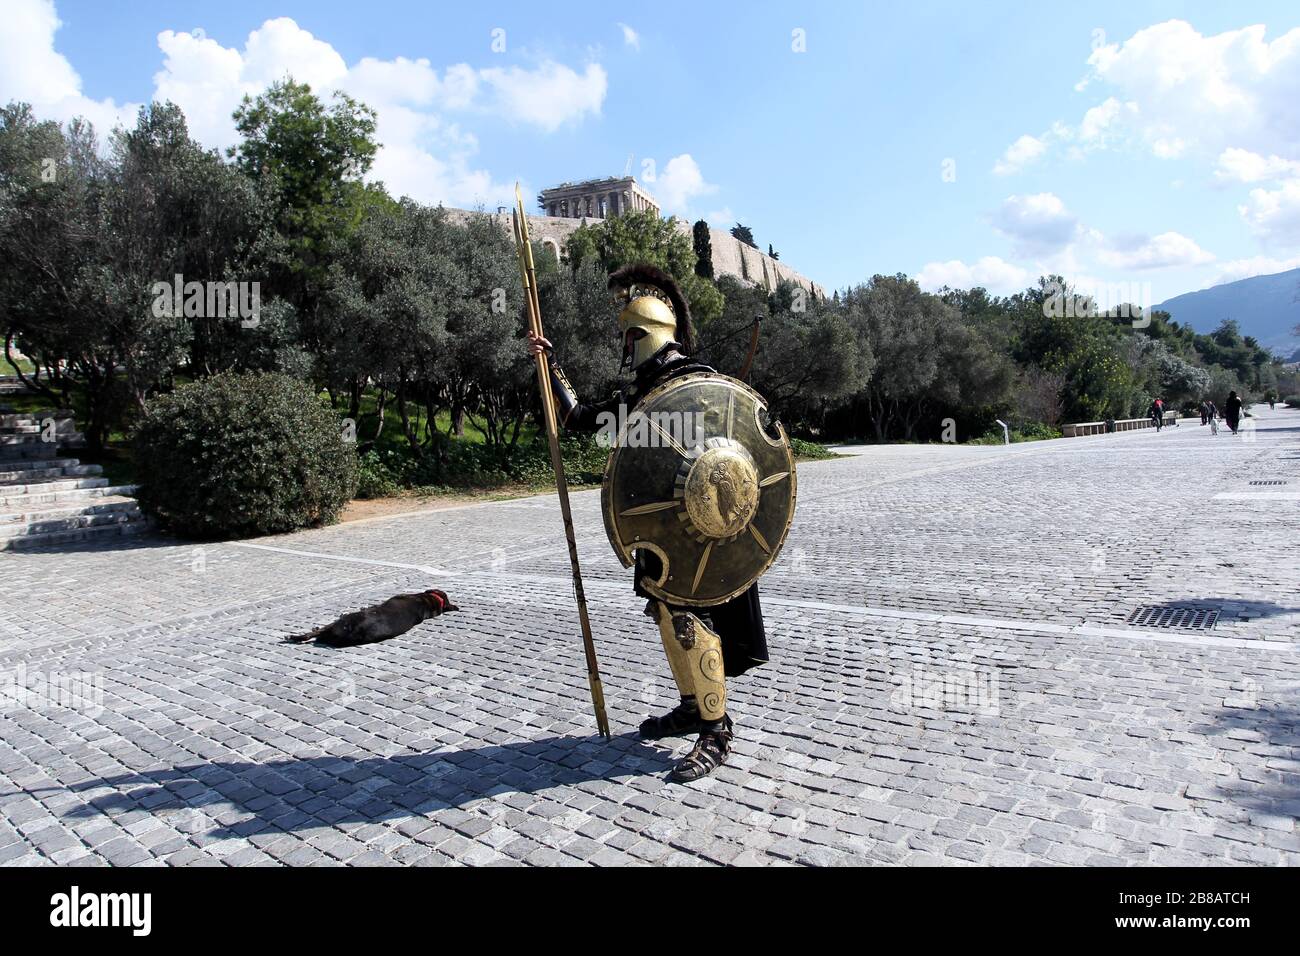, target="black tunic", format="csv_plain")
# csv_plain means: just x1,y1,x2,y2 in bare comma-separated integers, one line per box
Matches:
560,351,769,677
1224,395,1243,429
